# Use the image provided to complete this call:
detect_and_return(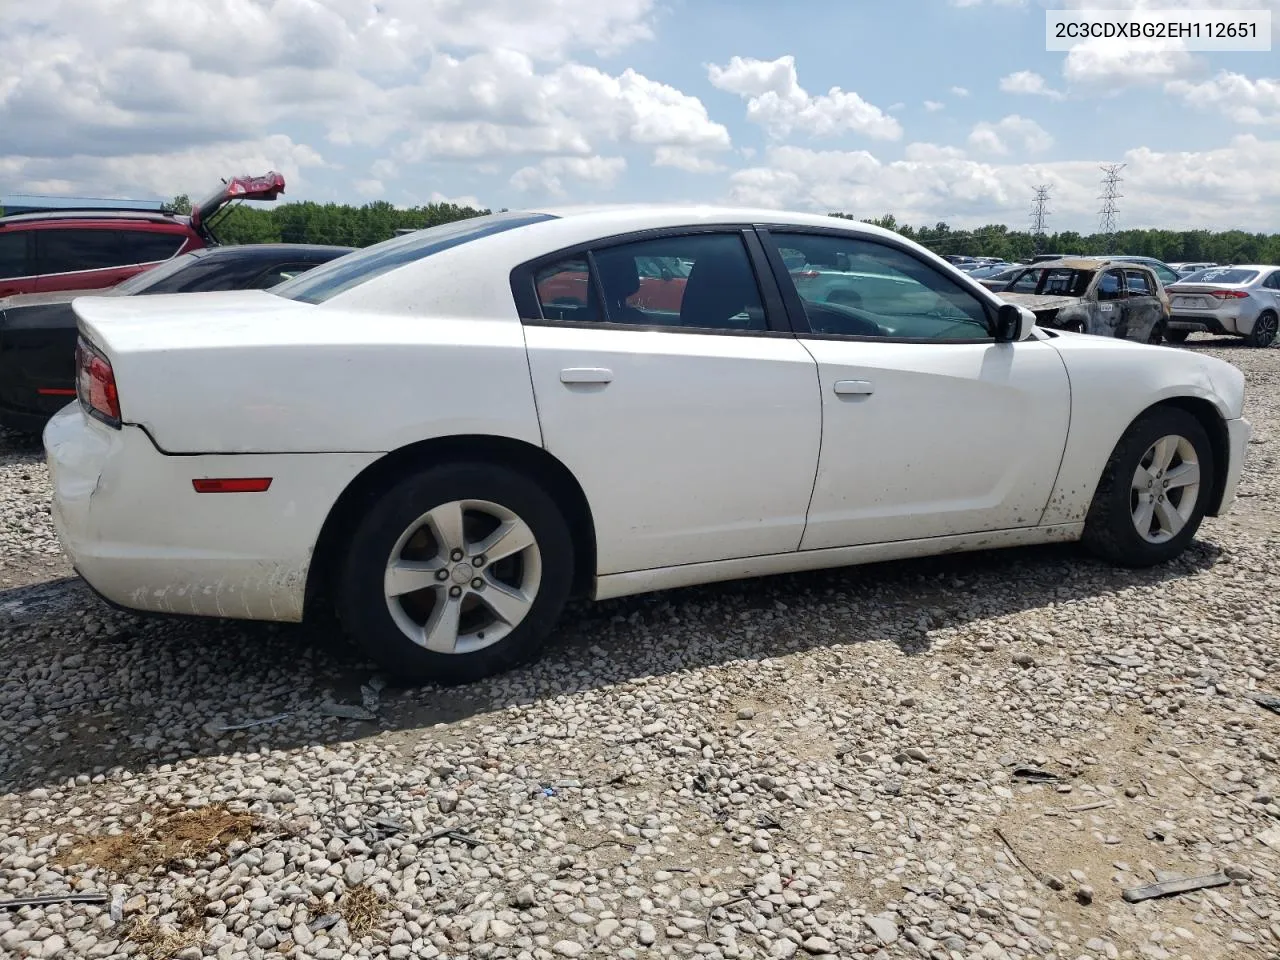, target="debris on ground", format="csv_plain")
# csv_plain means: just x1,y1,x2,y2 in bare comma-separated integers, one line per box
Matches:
1121,872,1232,903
